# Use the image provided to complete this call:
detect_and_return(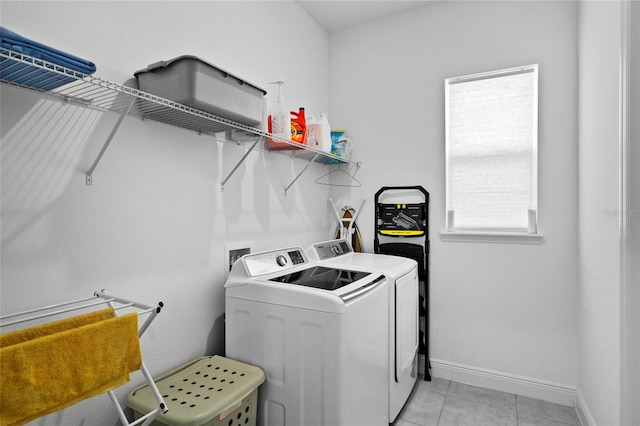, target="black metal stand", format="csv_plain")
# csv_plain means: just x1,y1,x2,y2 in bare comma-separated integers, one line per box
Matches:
374,186,431,381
